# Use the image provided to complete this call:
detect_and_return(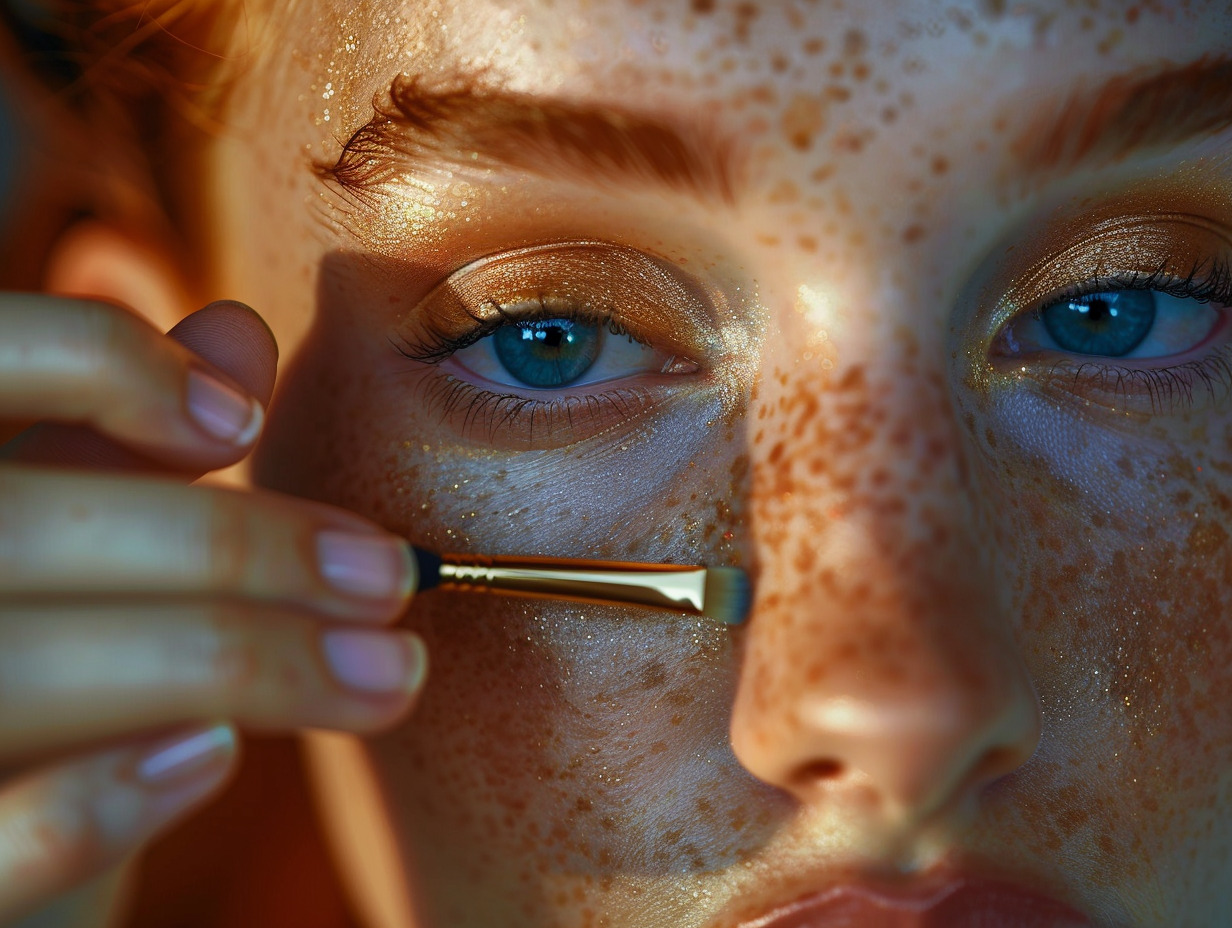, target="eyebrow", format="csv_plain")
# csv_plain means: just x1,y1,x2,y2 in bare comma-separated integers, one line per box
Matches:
320,75,740,206
1014,55,1232,178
